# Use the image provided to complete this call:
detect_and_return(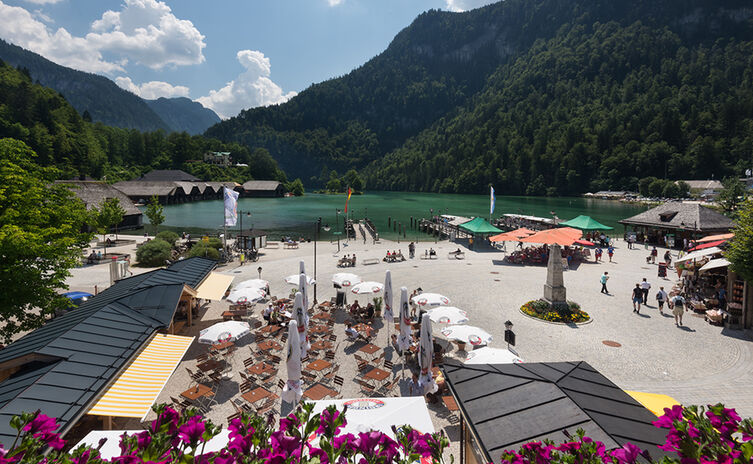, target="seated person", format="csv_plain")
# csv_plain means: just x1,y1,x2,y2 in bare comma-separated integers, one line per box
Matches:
350,300,362,315
350,254,356,266
451,248,462,255
87,251,97,263
365,303,375,320
397,250,405,261
429,248,436,257
262,304,273,323
106,237,113,246
390,334,401,354
345,322,359,340
96,251,103,260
